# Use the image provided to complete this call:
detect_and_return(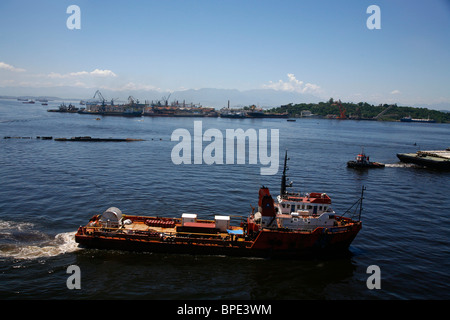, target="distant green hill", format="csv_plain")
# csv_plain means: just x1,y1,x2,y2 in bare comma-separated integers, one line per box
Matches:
267,99,450,123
